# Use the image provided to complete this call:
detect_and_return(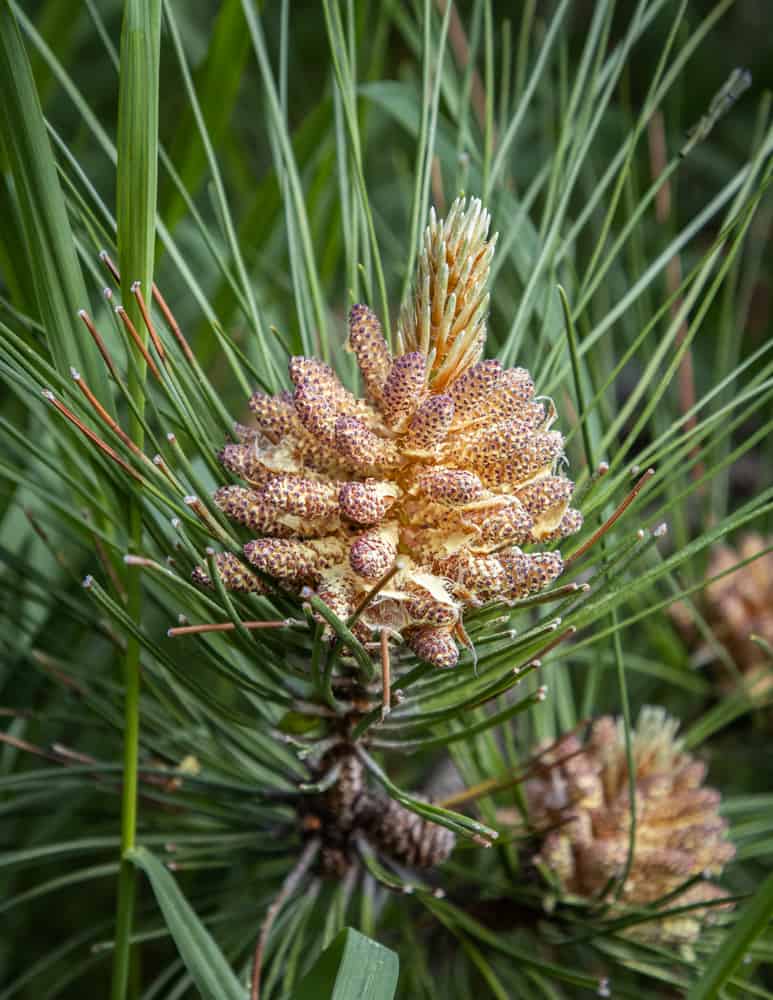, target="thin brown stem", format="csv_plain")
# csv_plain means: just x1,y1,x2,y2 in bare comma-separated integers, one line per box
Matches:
380,630,391,721
168,619,293,638
436,0,490,138
507,581,587,609
151,282,197,364
132,281,167,363
31,649,86,694
81,508,129,602
50,743,98,765
115,305,162,382
23,508,74,578
529,624,577,661
566,469,655,567
100,250,195,366
348,559,403,627
42,391,143,483
71,369,147,463
183,495,234,545
0,730,59,761
439,722,591,810
78,309,121,381
431,155,446,215
152,453,183,493
464,626,576,713
99,249,121,284
250,838,320,1000
124,556,163,570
